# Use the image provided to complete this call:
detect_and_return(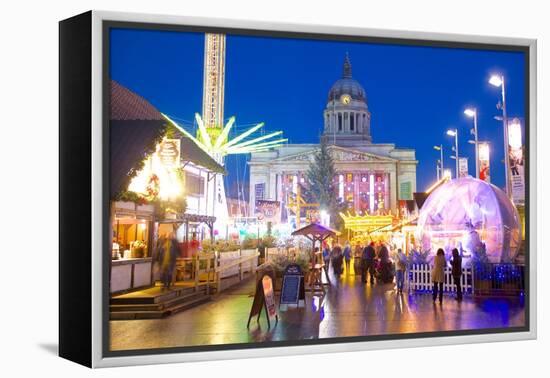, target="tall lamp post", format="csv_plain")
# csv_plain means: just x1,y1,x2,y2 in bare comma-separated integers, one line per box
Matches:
489,74,511,197
433,144,444,180
447,128,459,178
464,108,479,179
